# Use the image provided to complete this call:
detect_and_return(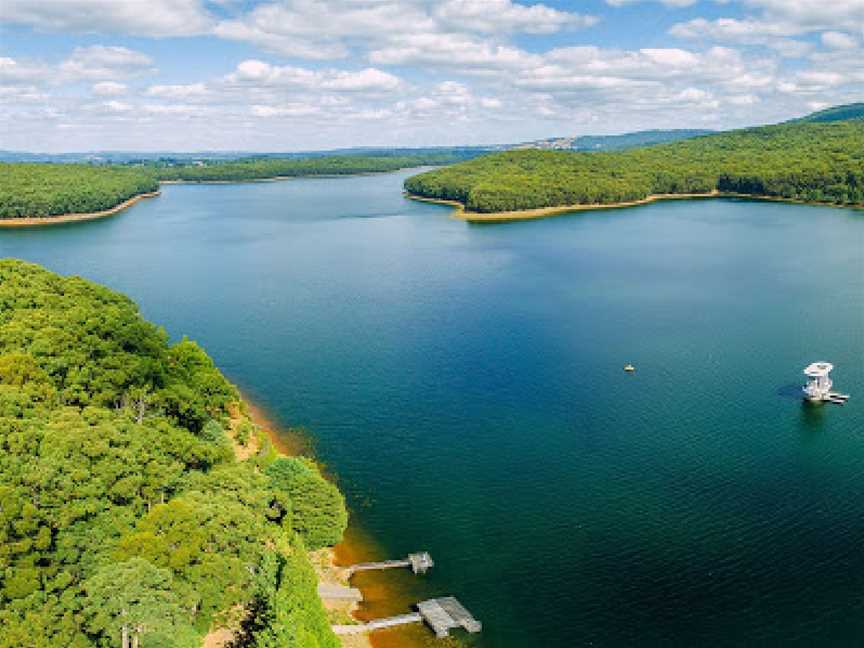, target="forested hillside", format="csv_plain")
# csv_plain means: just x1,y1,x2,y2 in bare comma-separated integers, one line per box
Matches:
404,119,864,214
153,153,457,182
0,164,158,219
0,260,346,648
0,153,460,219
